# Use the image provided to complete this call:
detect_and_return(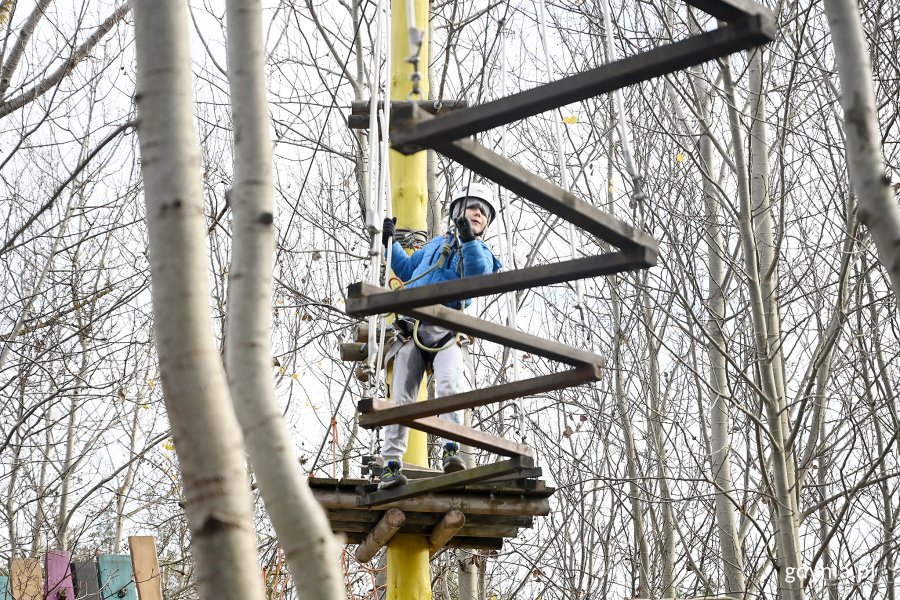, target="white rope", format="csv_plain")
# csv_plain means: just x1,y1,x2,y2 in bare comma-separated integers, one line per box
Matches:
372,0,394,387
362,0,393,434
